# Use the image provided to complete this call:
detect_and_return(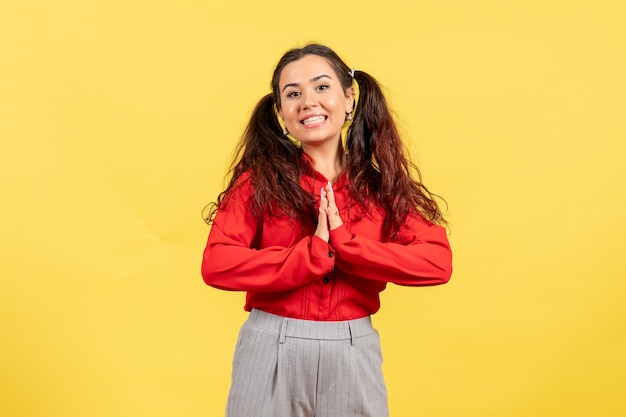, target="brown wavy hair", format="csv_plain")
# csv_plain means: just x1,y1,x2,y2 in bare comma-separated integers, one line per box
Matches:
204,44,447,240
